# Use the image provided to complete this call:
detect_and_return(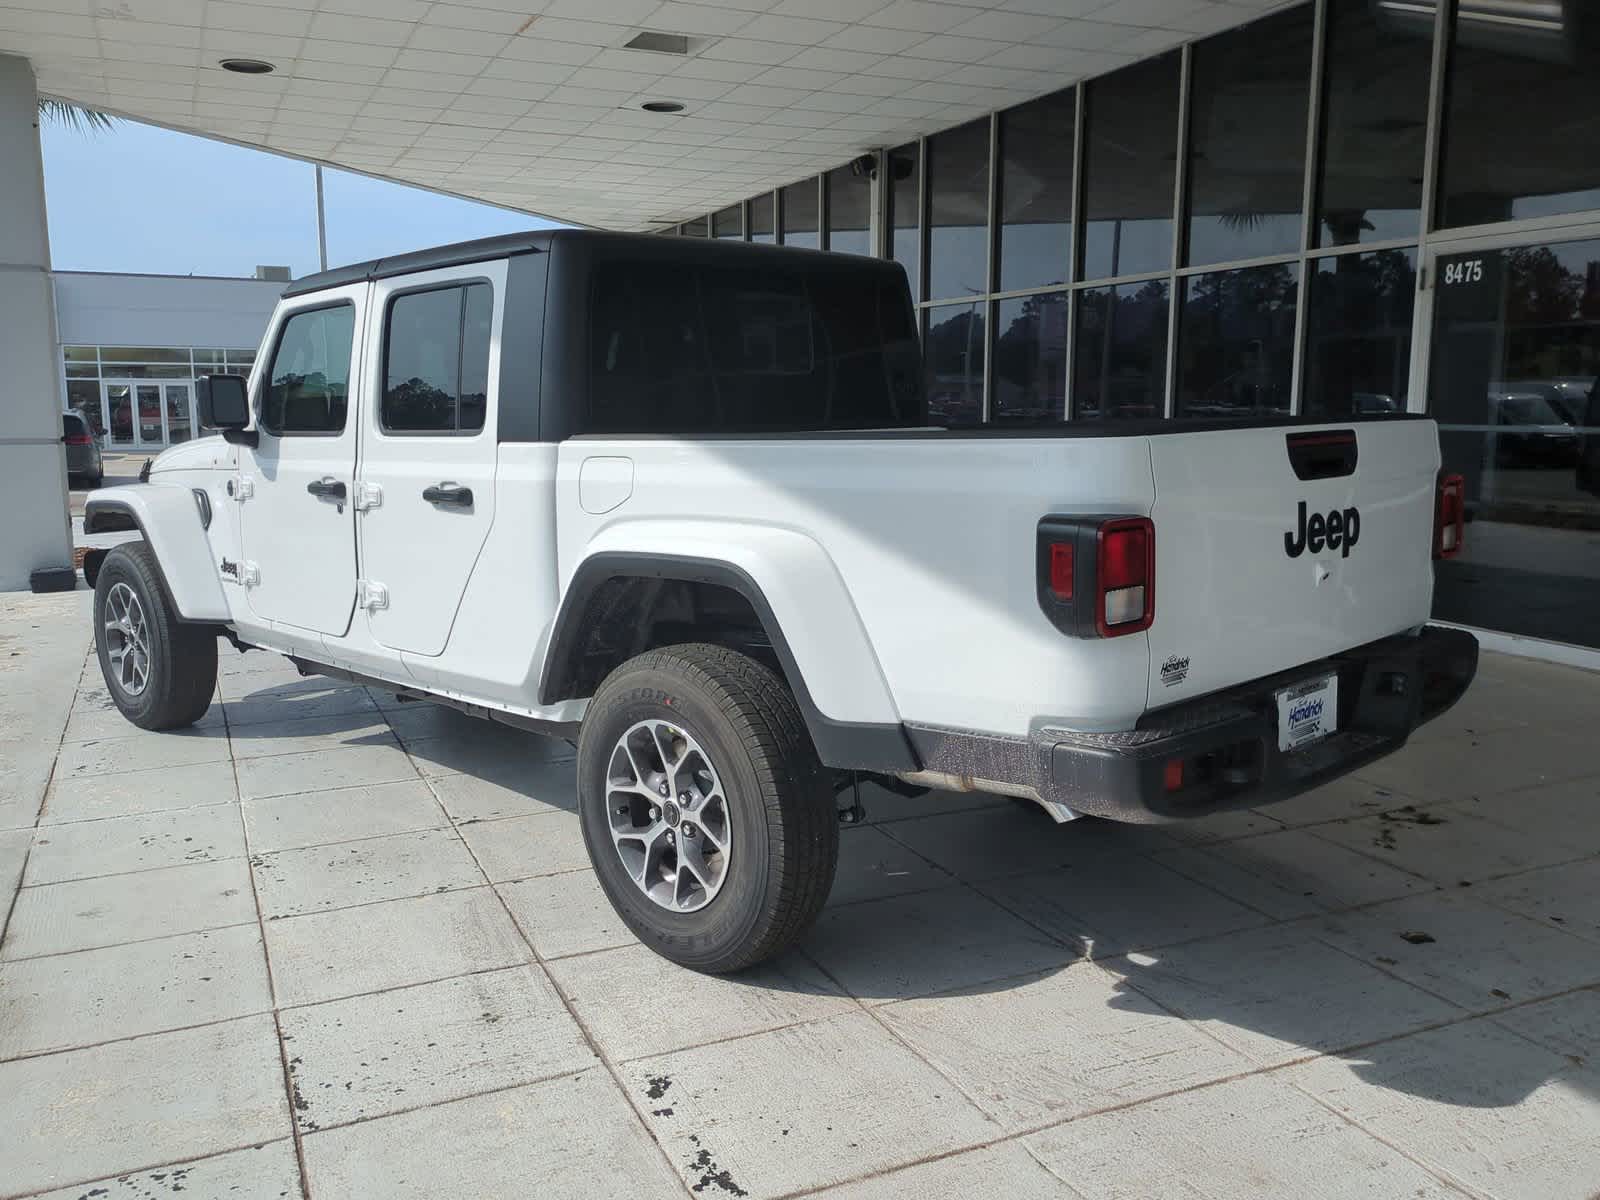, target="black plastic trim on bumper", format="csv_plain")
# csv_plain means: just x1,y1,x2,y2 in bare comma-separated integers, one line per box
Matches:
909,626,1478,825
